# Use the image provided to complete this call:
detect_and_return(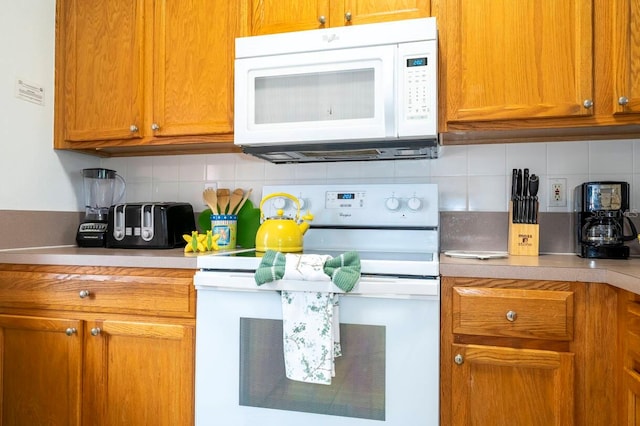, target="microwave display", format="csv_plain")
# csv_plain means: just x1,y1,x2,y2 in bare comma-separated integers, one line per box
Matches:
407,57,428,67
